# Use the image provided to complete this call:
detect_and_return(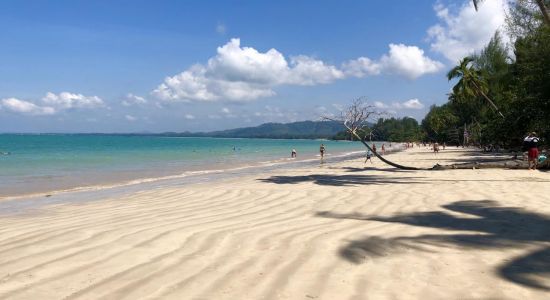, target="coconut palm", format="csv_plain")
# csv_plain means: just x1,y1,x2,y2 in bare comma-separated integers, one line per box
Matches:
447,57,505,118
